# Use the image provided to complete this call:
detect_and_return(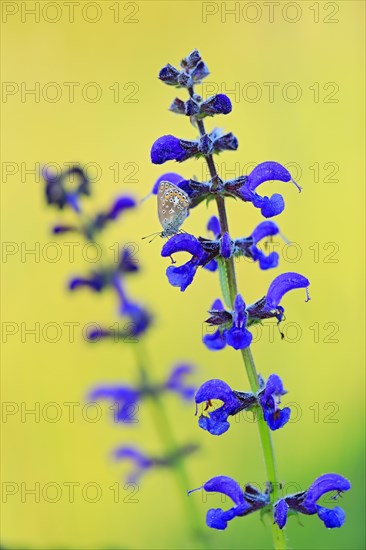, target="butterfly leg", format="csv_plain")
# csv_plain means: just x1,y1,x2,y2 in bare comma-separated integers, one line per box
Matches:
169,255,176,264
